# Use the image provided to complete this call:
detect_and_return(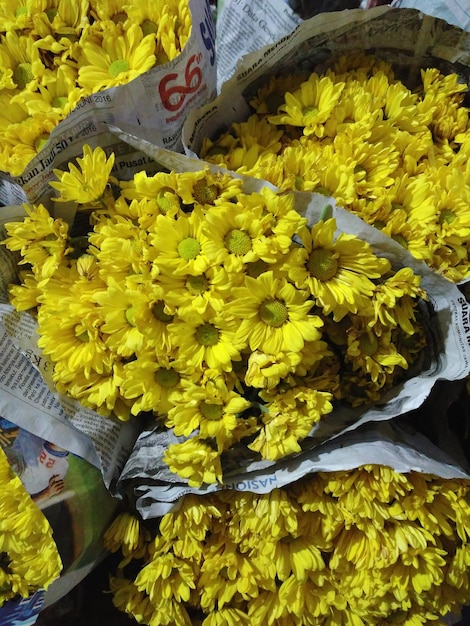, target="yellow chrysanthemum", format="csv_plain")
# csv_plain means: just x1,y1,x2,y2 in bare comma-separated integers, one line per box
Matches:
168,309,245,373
1,30,47,91
230,270,323,354
269,72,345,138
77,22,156,93
165,379,251,452
146,207,213,277
249,386,333,460
285,218,390,321
3,203,71,280
163,437,223,487
119,352,189,416
51,144,115,204
0,447,62,607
